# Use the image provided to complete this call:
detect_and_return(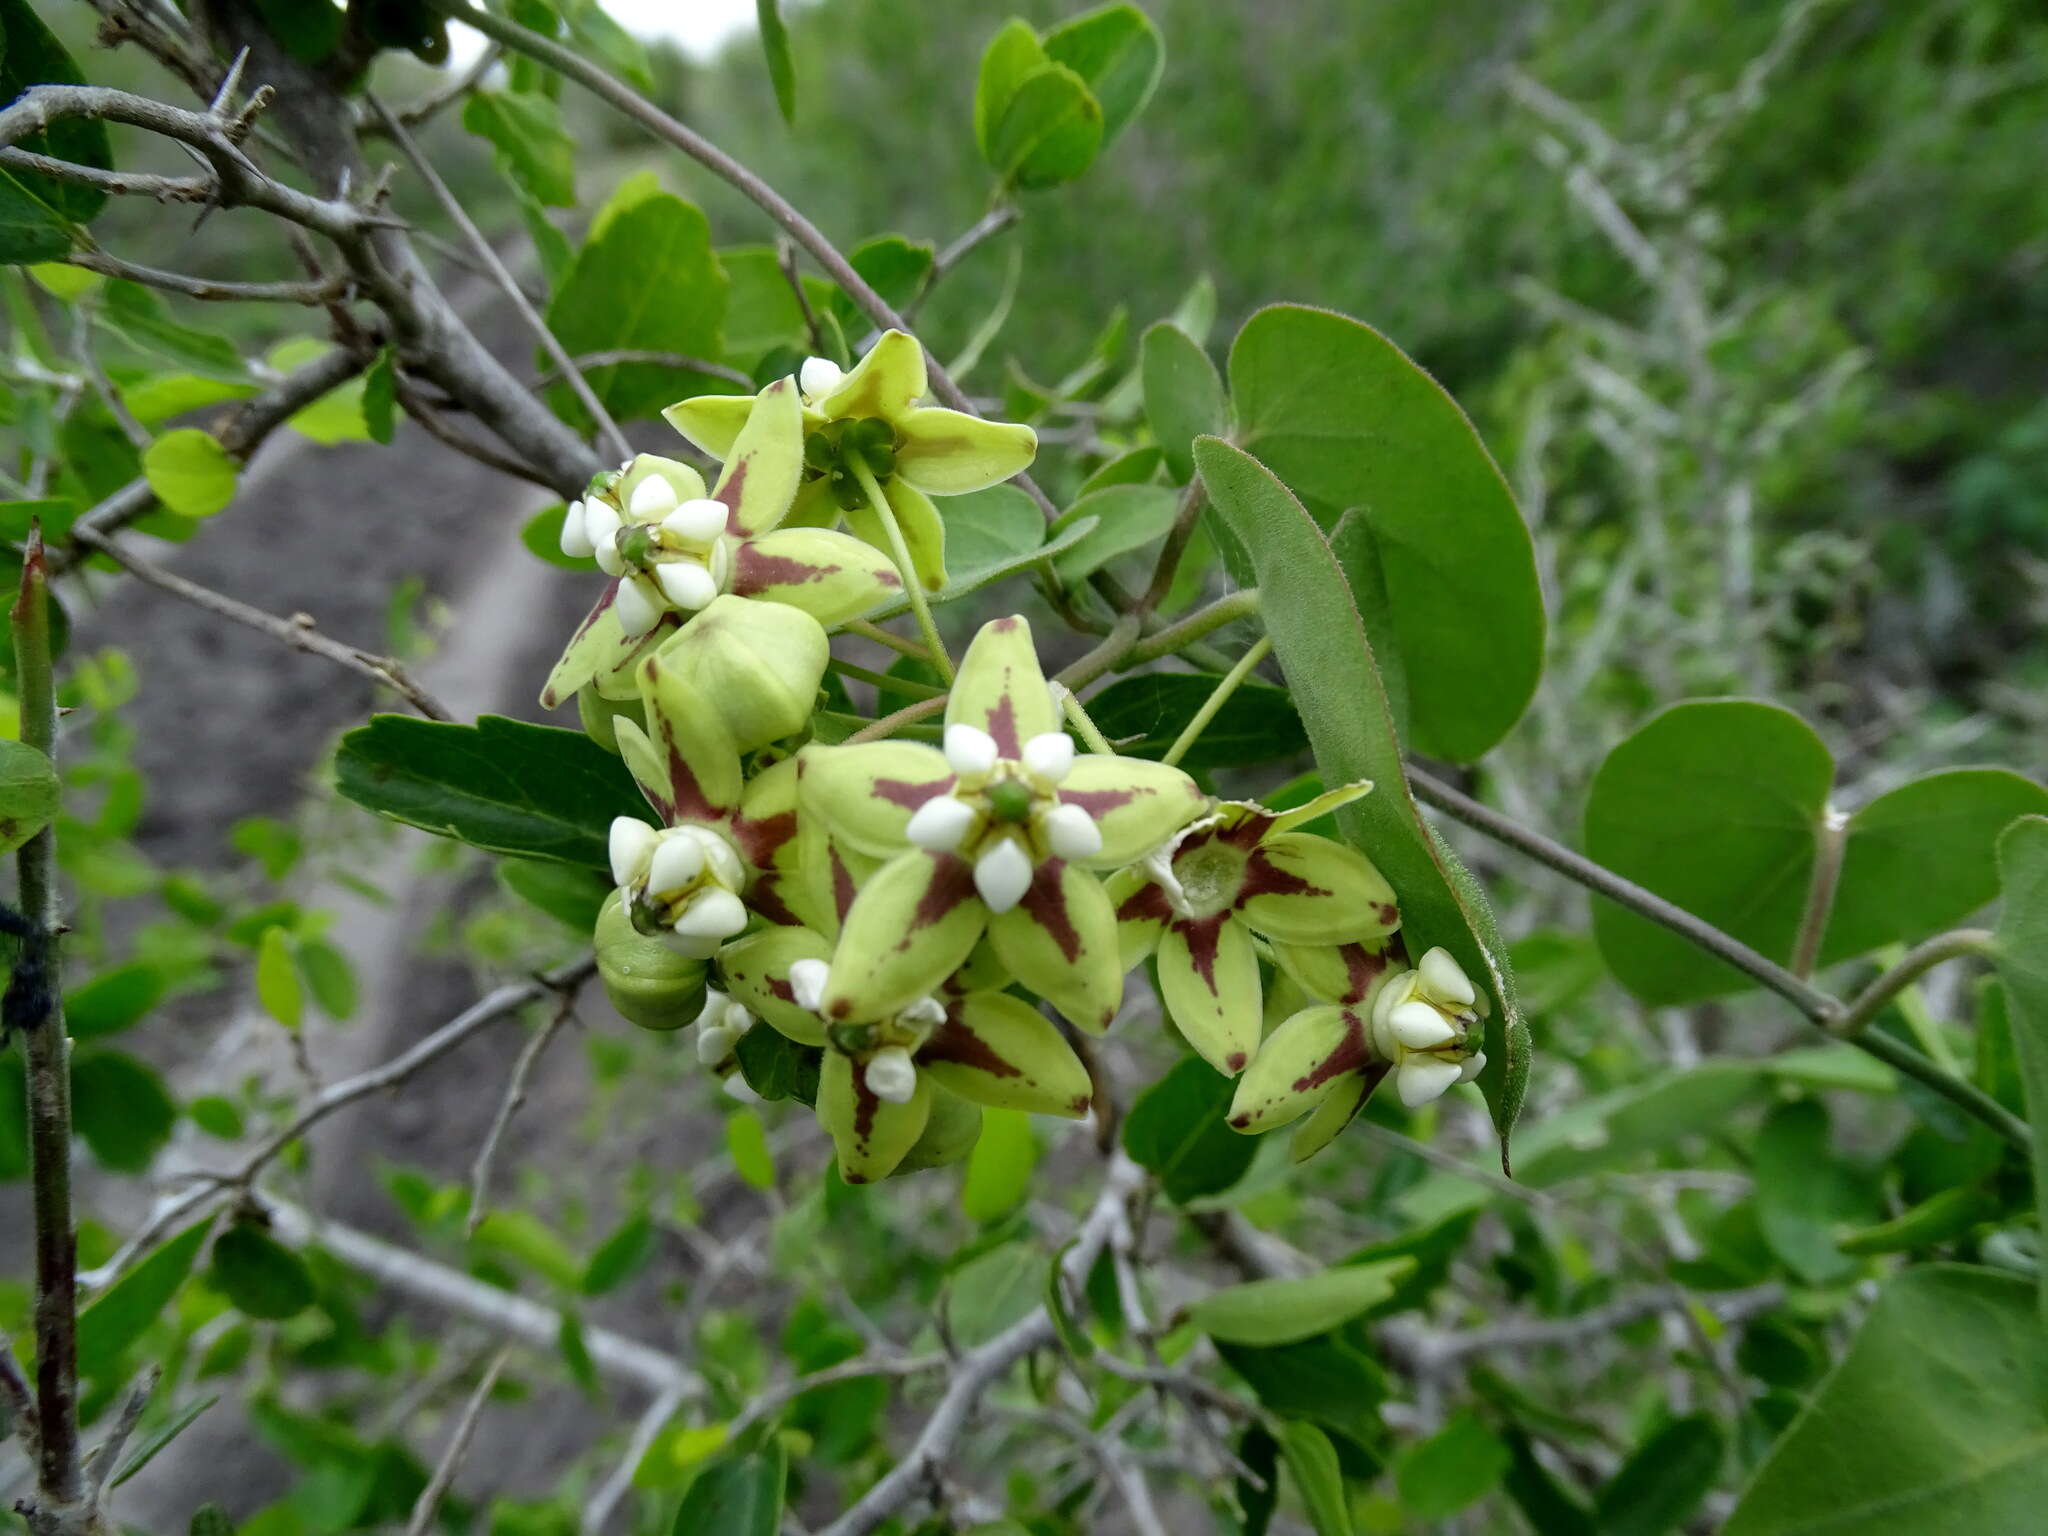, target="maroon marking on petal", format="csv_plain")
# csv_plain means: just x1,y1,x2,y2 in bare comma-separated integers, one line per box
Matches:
1375,901,1399,929
730,539,843,595
1178,914,1231,992
1220,814,1274,850
873,774,954,811
732,808,797,869
902,853,976,940
717,457,751,532
830,845,858,925
985,693,1020,757
1114,880,1174,926
747,876,802,931
1239,848,1327,902
921,1016,1021,1079
851,1068,878,1142
1060,785,1139,819
1292,1012,1371,1093
1338,942,1393,1006
662,735,725,824
1017,859,1082,962
991,616,1022,633
1070,1092,1093,1115
1226,1050,1247,1072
